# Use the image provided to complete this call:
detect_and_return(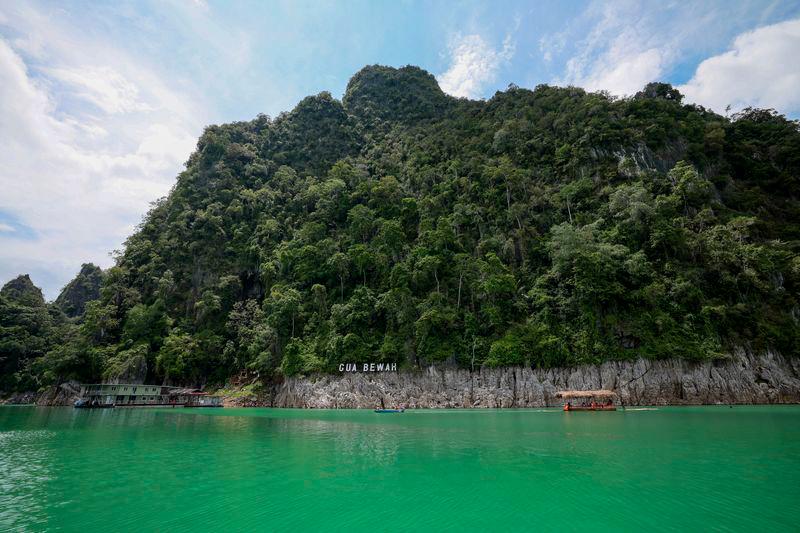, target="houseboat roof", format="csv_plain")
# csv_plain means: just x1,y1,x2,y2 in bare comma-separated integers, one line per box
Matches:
80,384,211,395
556,389,616,398
81,383,164,387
